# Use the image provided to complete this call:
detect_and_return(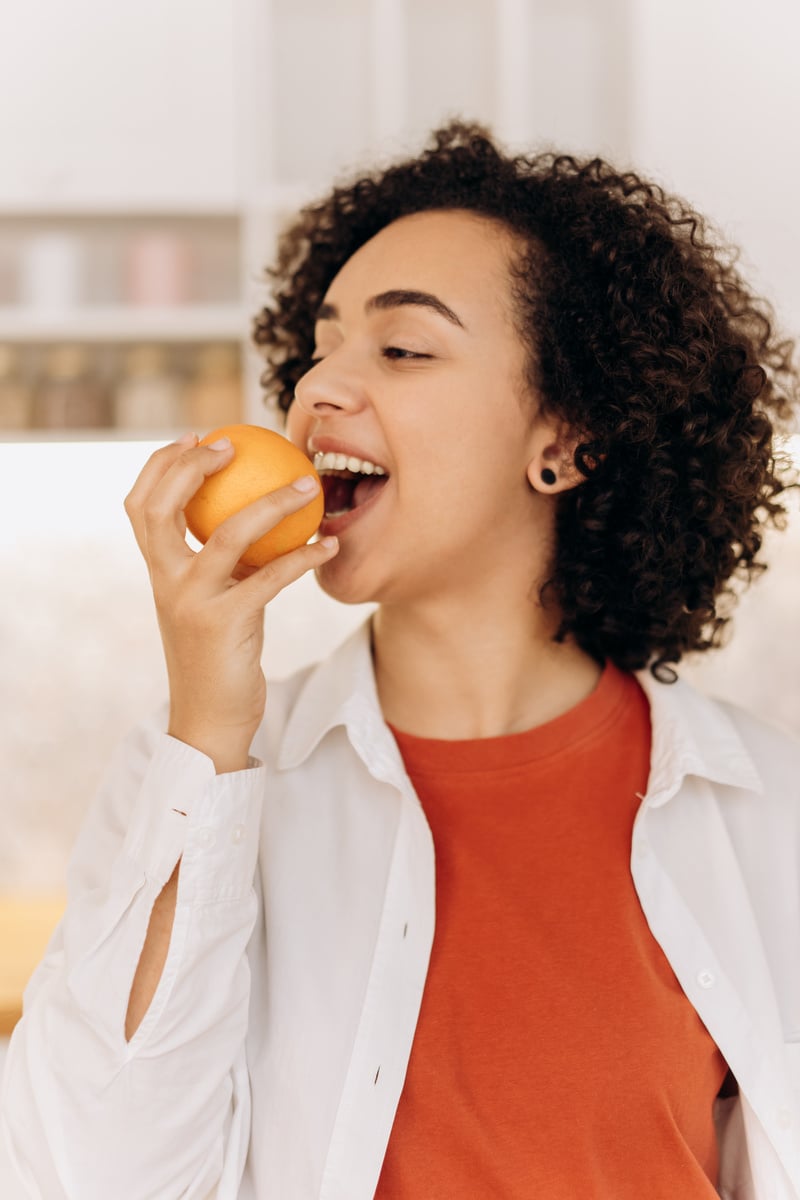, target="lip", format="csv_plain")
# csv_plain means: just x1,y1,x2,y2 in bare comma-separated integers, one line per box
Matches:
307,435,390,473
